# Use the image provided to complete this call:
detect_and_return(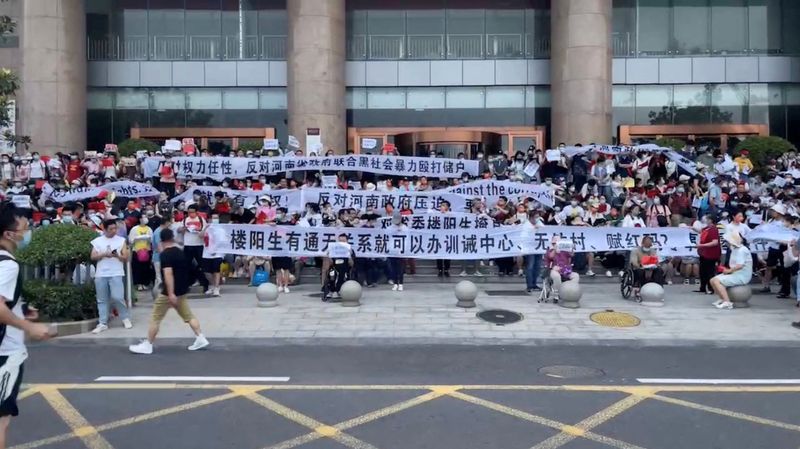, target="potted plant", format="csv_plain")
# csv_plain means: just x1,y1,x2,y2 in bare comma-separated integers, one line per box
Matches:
17,224,100,335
